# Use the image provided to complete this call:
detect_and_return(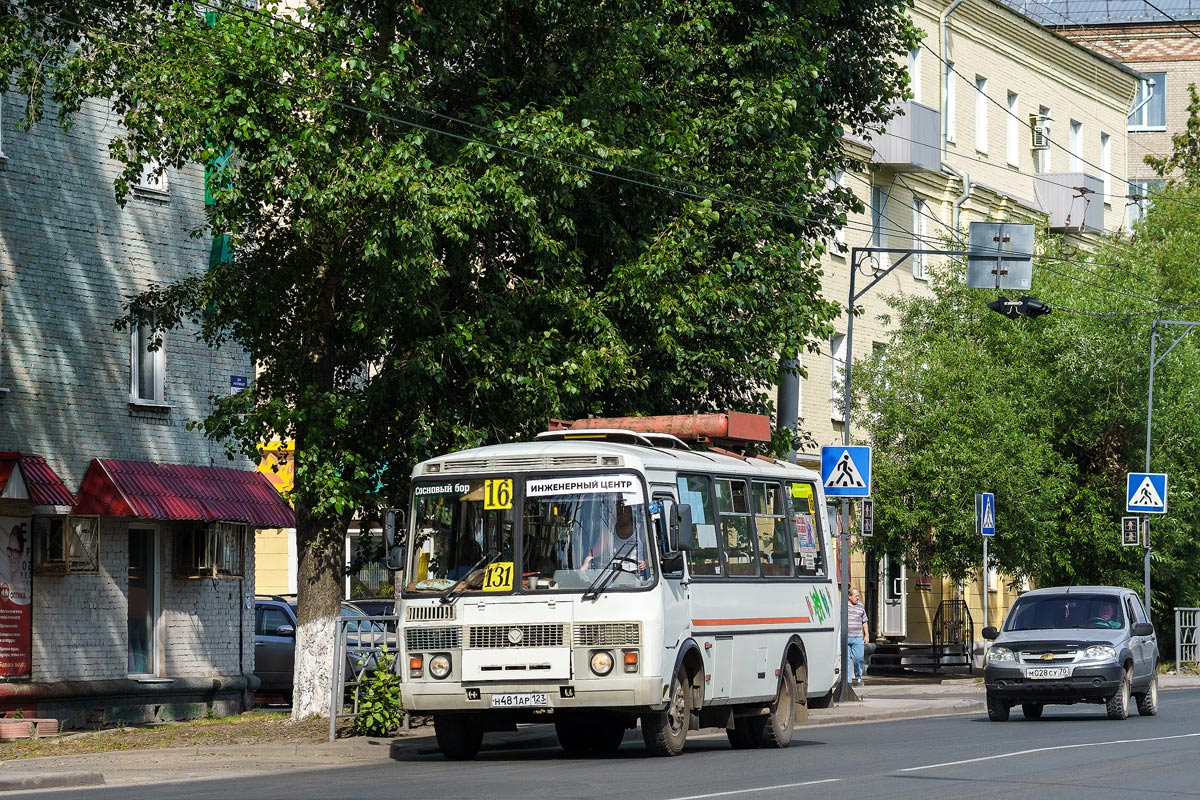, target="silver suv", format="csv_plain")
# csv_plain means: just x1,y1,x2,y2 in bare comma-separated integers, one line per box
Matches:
982,586,1159,721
